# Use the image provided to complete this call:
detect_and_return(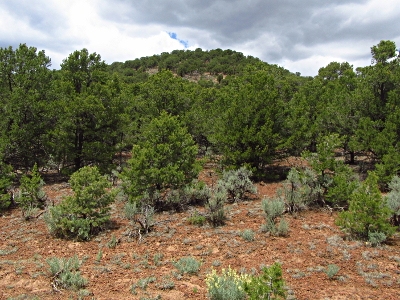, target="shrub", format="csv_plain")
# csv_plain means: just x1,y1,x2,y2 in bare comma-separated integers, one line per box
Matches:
336,171,396,242
368,231,387,247
261,197,288,236
243,263,286,300
187,211,206,226
325,264,340,279
120,112,201,208
47,255,87,290
240,229,255,241
206,185,227,227
125,201,155,234
44,166,116,240
174,256,201,275
206,266,249,300
16,163,46,219
219,167,257,202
